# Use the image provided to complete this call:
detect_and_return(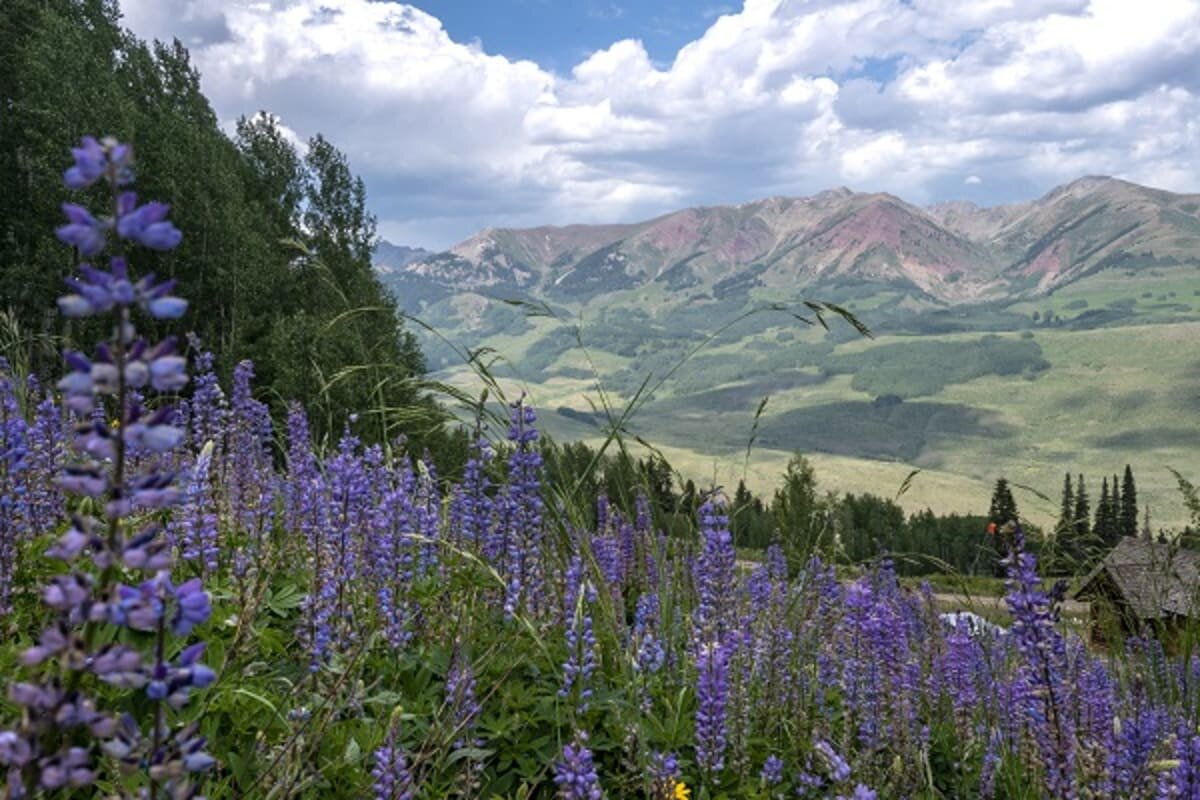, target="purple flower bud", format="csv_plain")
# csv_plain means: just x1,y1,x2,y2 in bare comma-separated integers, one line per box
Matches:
20,625,71,666
554,733,603,800
56,204,106,256
8,683,52,710
38,747,93,789
42,575,91,613
149,356,188,392
116,201,181,251
172,578,211,636
816,740,851,784
121,527,173,572
58,466,106,498
139,222,183,251
92,645,147,689
761,755,784,786
64,136,106,189
111,581,164,631
183,751,215,773
57,294,93,317
57,370,91,396
0,731,33,767
100,716,142,764
90,362,118,394
148,296,187,319
123,359,149,389
46,528,90,562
